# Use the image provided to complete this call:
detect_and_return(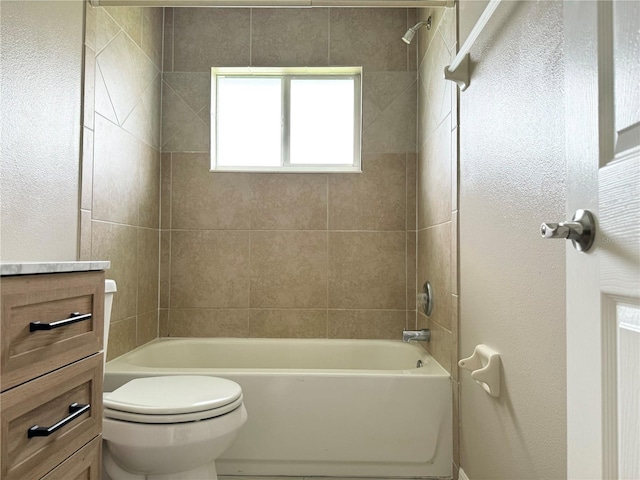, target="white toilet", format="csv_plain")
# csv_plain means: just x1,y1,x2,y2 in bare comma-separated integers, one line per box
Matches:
102,280,248,480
